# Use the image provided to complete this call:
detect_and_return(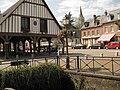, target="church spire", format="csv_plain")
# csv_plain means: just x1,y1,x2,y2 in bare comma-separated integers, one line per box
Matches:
77,6,84,29
80,6,83,17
